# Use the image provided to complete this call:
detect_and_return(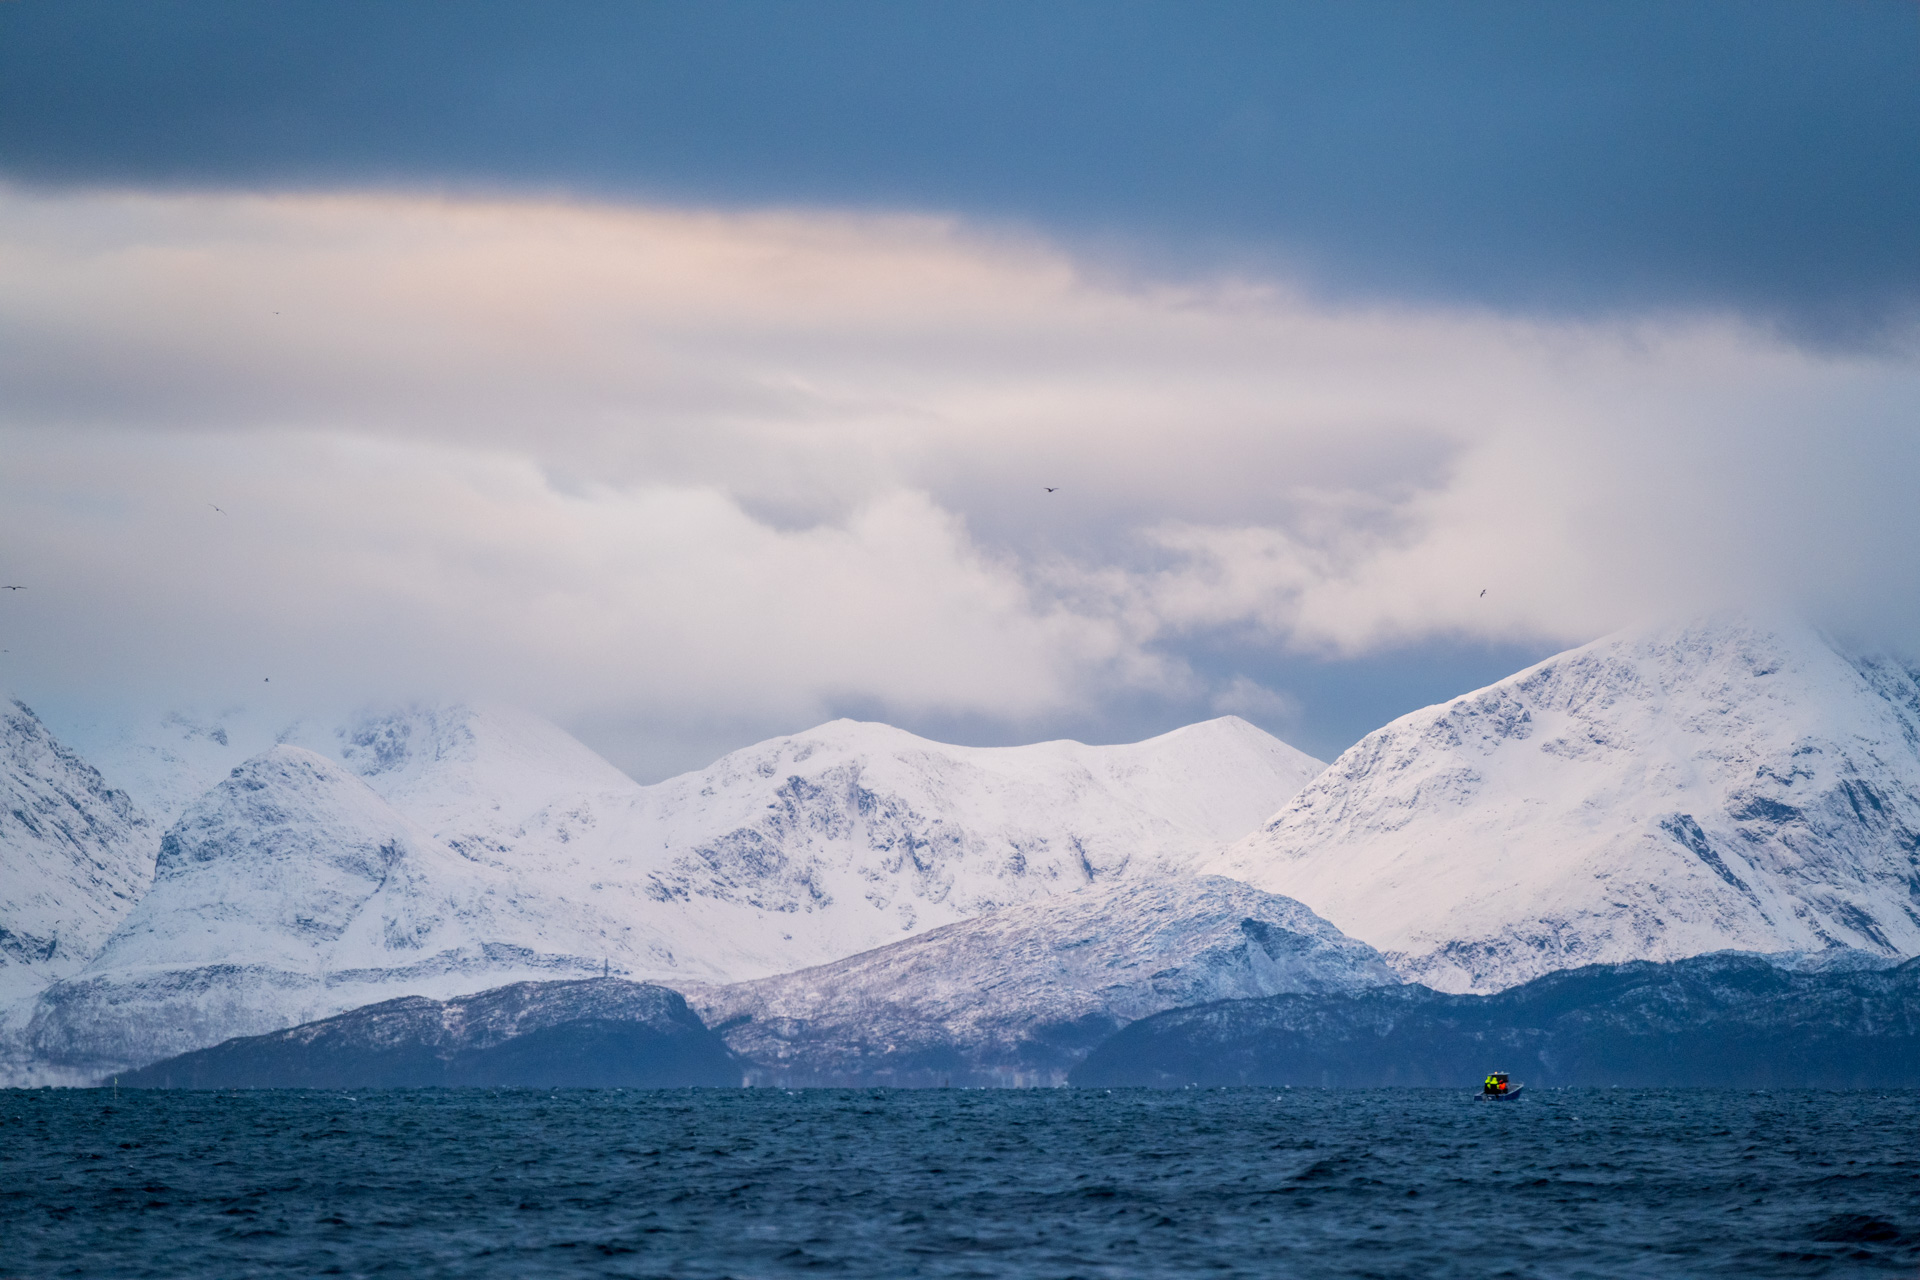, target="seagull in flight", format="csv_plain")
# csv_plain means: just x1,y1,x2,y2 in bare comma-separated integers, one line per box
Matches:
209,503,226,515
1,585,22,591
1479,589,1487,598
1044,486,1058,493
